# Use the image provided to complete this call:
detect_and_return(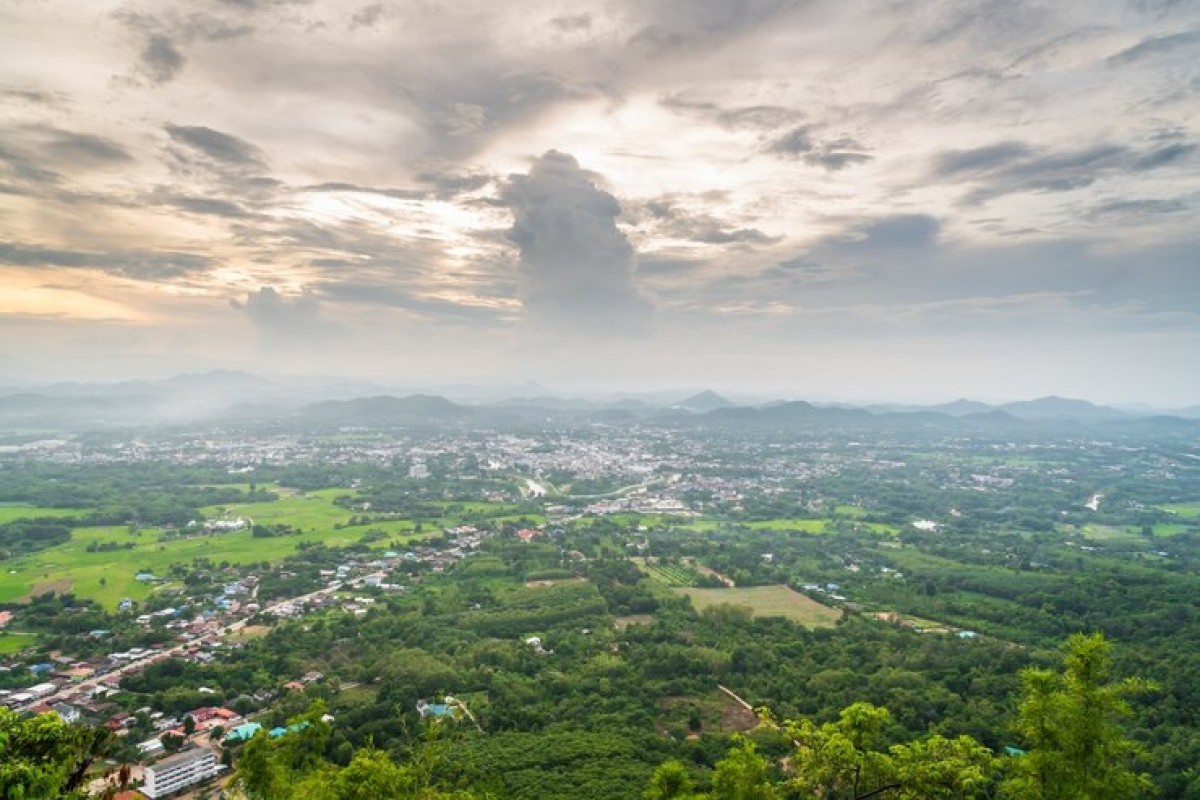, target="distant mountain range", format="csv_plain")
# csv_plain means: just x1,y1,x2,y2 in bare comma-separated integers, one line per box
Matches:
0,370,1197,436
